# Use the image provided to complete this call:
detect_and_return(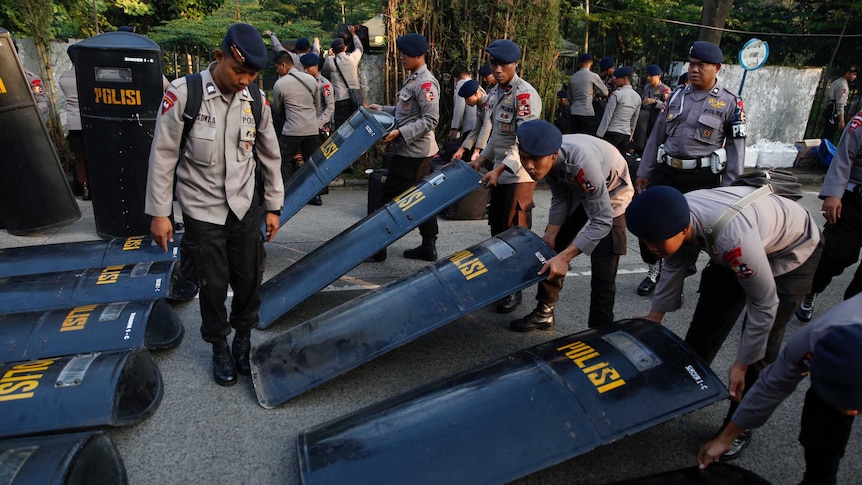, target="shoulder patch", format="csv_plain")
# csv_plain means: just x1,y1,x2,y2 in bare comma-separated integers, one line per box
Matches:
161,90,177,115
421,82,432,90
575,168,596,193
723,247,755,279
849,112,862,132
516,93,530,101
